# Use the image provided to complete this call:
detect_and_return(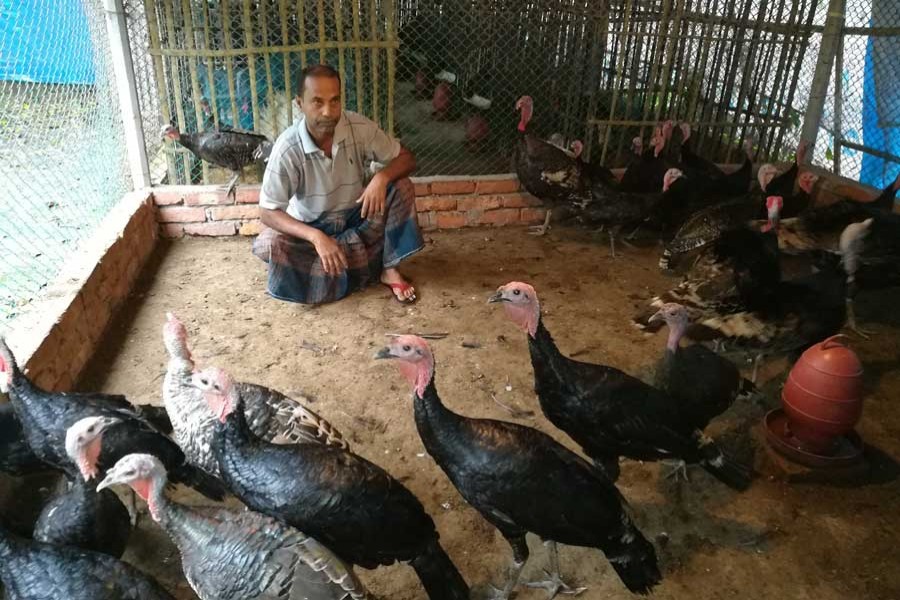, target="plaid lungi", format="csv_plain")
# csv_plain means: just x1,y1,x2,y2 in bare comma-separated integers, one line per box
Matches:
252,178,424,304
